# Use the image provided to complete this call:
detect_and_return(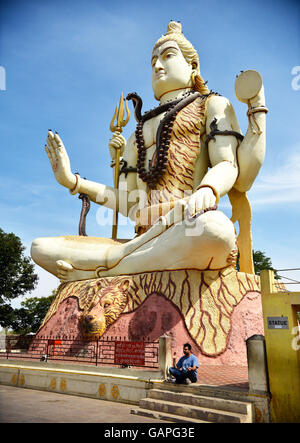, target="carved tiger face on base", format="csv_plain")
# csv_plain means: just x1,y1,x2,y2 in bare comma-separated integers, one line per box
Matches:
80,279,129,338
